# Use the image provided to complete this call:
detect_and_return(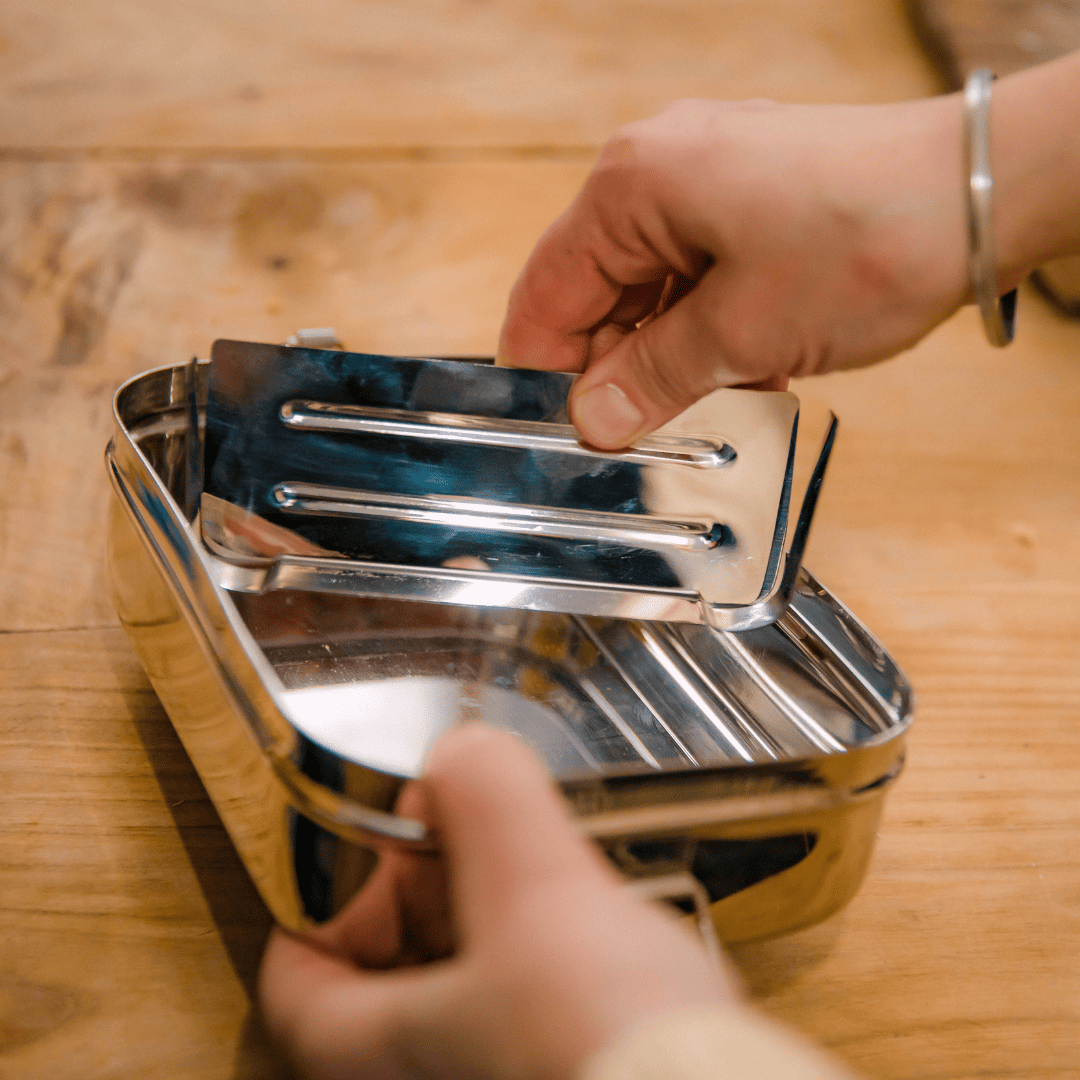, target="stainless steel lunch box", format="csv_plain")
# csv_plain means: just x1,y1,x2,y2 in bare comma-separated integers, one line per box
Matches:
106,359,913,943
